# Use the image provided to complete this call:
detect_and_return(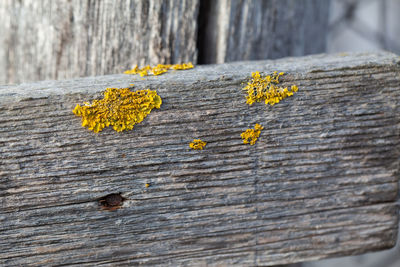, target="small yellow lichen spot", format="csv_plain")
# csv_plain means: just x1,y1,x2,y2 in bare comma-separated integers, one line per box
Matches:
139,69,149,77
241,123,264,145
123,65,139,74
172,62,194,70
189,139,207,150
124,62,194,76
243,71,298,106
151,67,168,76
73,87,162,133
